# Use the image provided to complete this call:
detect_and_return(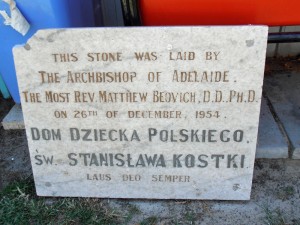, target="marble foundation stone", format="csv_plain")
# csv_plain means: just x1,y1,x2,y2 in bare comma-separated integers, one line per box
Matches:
13,27,268,200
